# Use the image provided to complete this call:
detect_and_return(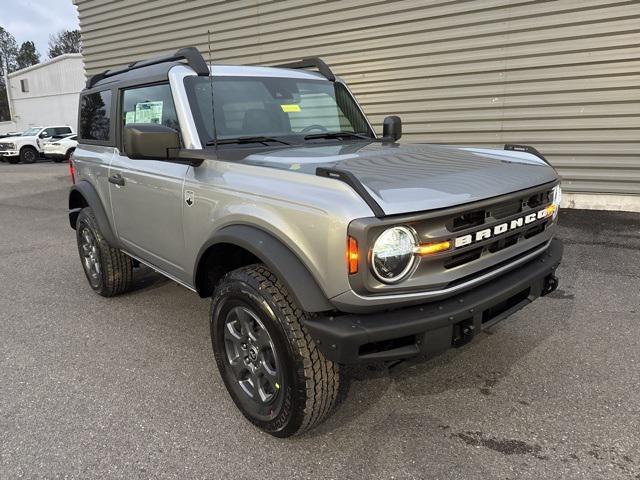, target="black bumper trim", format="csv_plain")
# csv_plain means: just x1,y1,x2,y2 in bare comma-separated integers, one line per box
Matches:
303,238,563,364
